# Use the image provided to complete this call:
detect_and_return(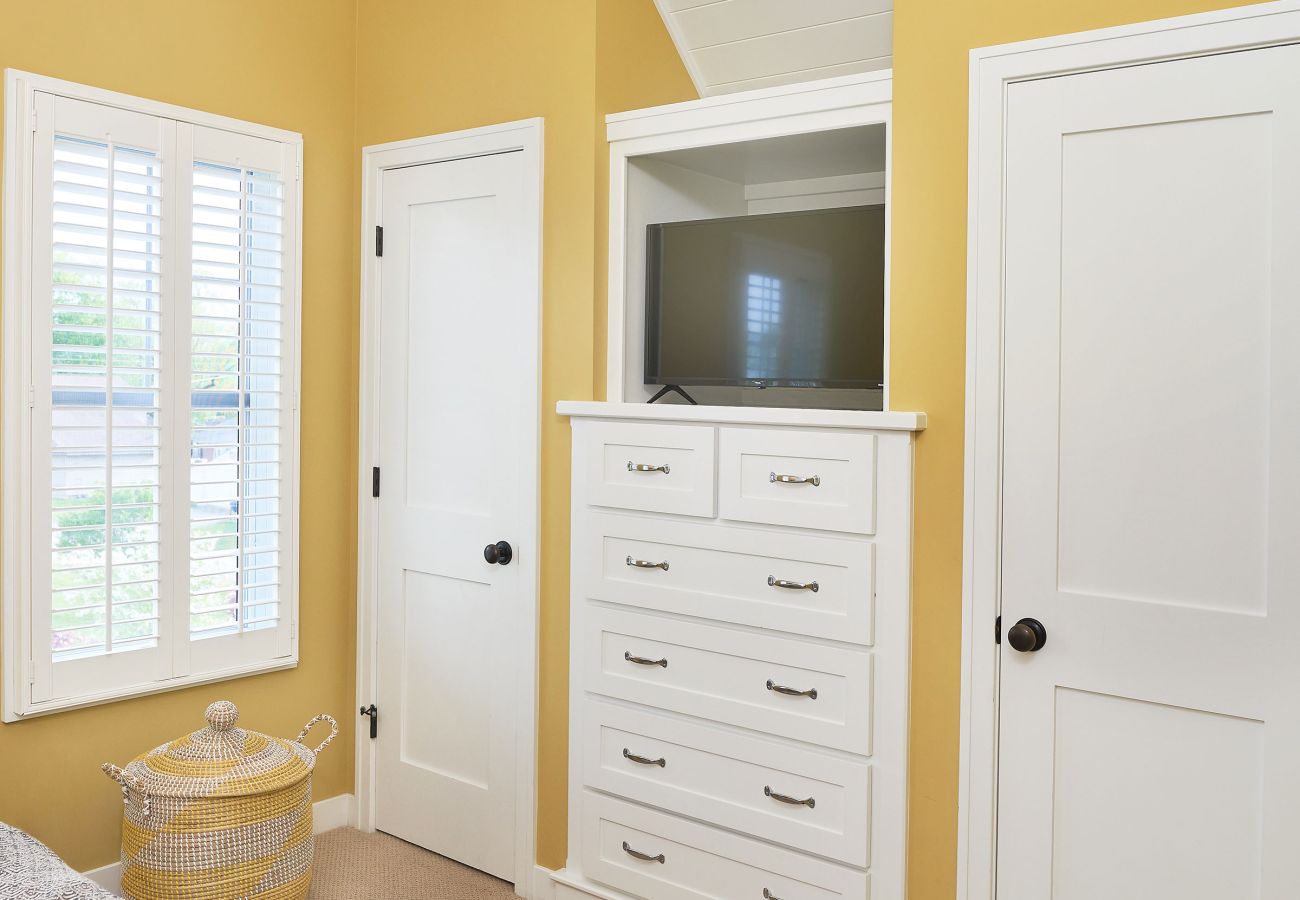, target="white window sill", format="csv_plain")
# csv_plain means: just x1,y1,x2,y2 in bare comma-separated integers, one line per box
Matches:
2,654,298,722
